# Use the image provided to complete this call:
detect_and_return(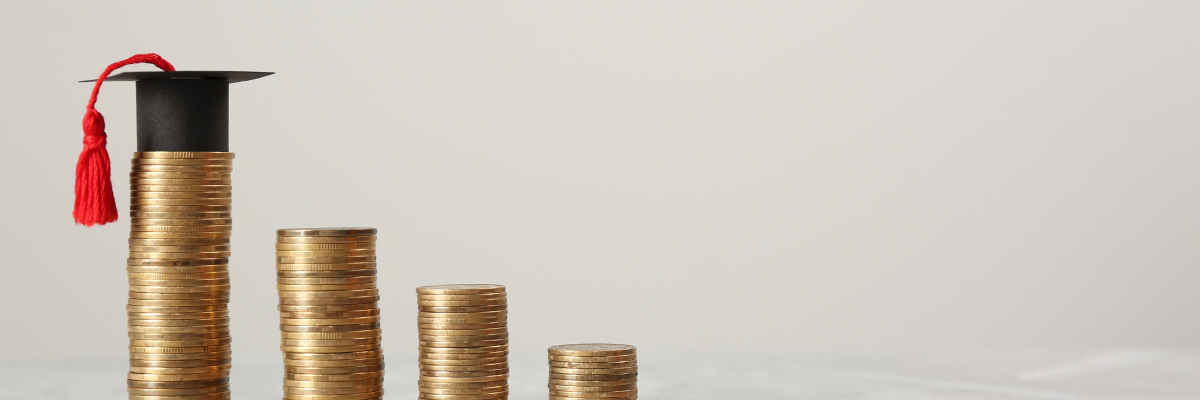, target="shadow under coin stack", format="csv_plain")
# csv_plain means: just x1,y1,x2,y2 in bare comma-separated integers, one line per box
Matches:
417,284,510,400
127,152,234,400
277,228,384,400
548,344,638,400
